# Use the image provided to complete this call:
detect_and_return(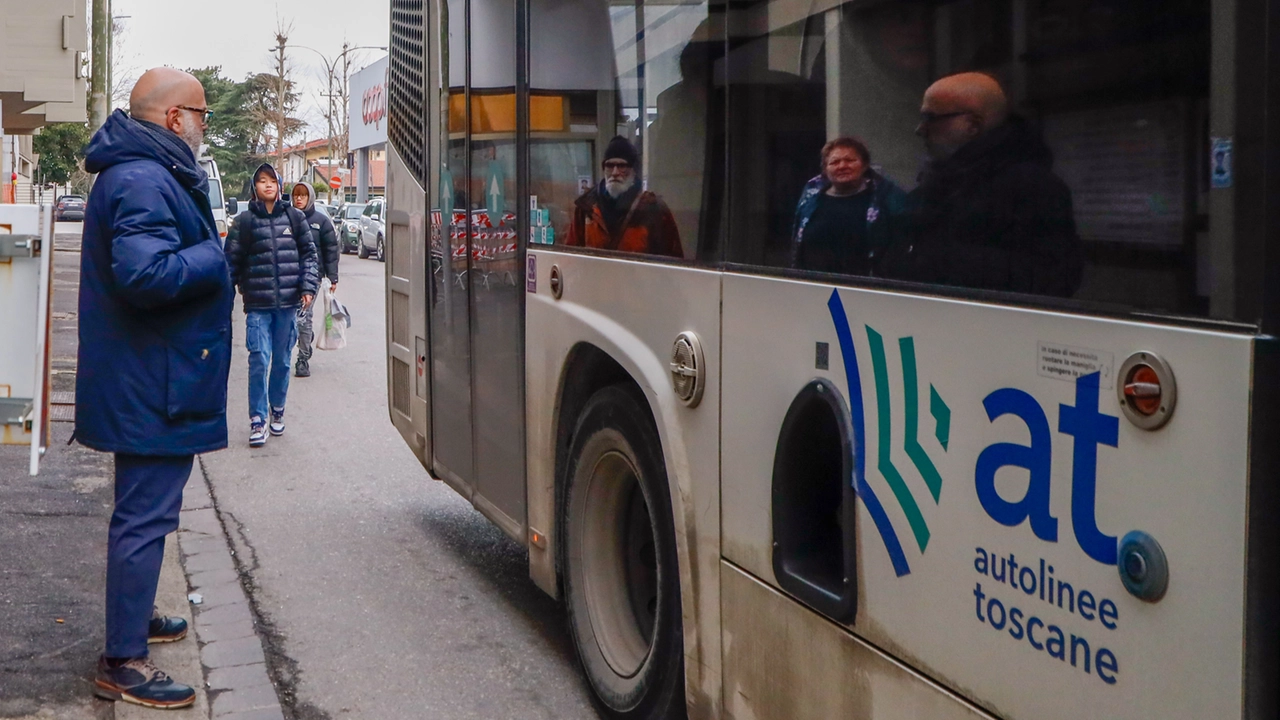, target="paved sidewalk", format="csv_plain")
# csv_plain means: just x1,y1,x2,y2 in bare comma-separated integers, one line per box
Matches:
3,227,283,720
